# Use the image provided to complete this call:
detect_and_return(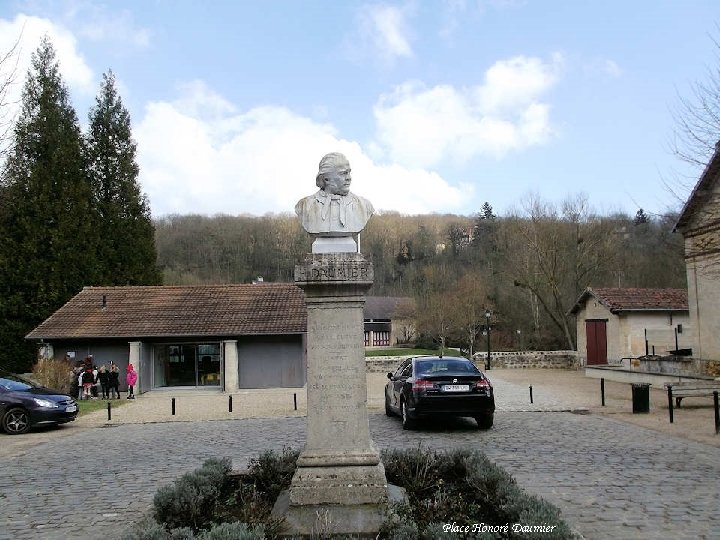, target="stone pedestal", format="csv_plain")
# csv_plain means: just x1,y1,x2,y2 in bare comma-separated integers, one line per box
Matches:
272,253,394,536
